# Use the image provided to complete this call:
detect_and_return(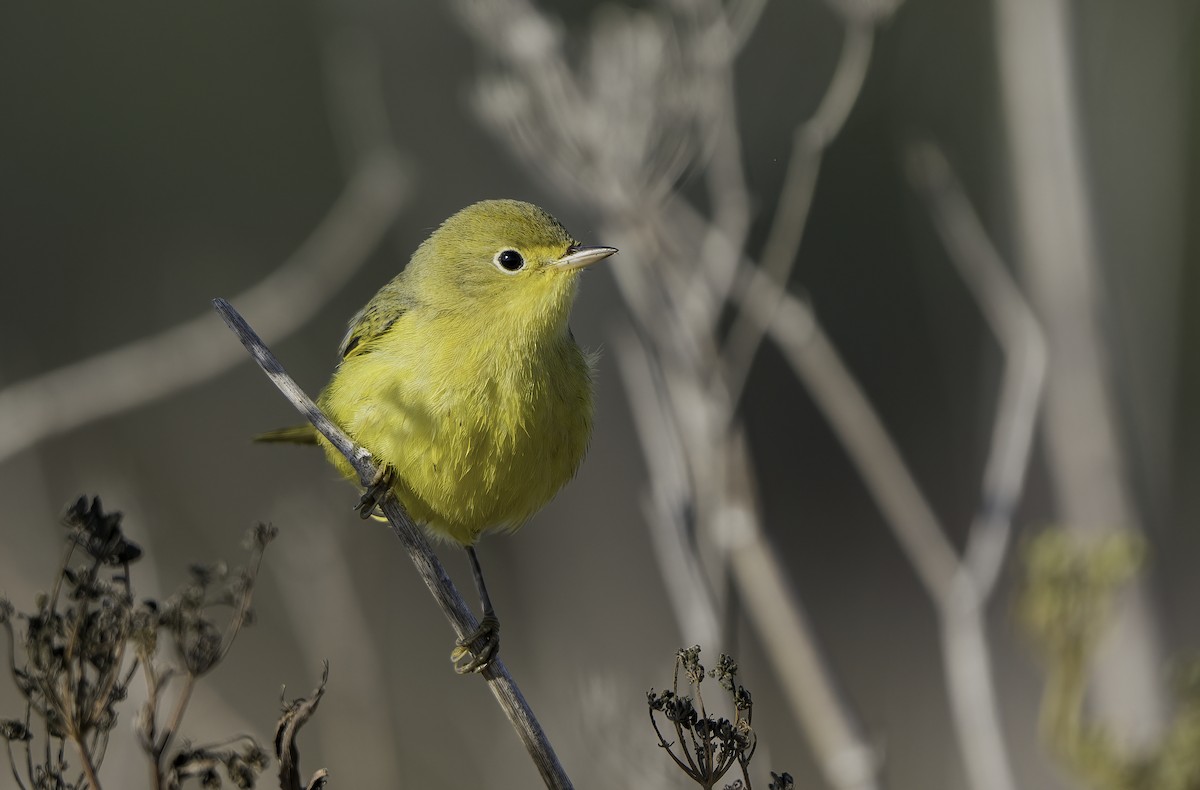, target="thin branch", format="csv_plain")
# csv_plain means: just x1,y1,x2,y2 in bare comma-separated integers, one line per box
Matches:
3,738,28,790
21,709,32,790
453,3,883,788
138,661,166,790
906,143,1047,790
277,665,329,790
758,230,1024,790
0,30,409,466
615,247,882,790
648,710,694,777
749,285,962,598
906,142,1047,594
212,298,574,790
613,323,721,644
726,518,880,790
0,151,409,465
153,674,195,761
71,729,103,790
268,507,401,780
737,137,1048,790
721,20,874,403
